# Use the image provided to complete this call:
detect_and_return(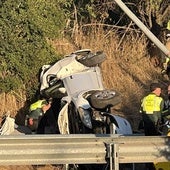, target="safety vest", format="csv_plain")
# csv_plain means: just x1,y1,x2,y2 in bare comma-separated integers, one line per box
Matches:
141,94,162,114
29,100,46,112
